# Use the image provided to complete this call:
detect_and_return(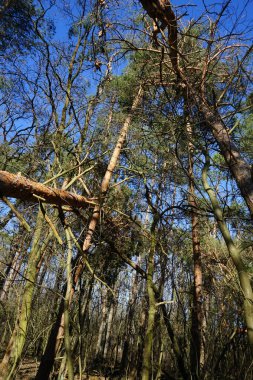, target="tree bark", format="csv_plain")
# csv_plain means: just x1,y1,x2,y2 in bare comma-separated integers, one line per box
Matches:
103,295,115,360
187,121,204,377
73,85,143,282
141,232,156,380
199,102,253,217
0,249,22,301
95,287,109,359
0,170,96,209
0,211,45,379
139,0,178,72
